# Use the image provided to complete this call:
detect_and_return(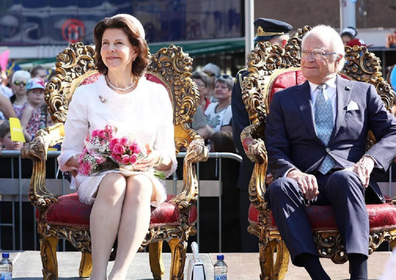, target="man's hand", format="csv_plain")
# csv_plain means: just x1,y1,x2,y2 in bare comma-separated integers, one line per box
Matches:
348,156,375,188
287,169,319,201
265,173,274,185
